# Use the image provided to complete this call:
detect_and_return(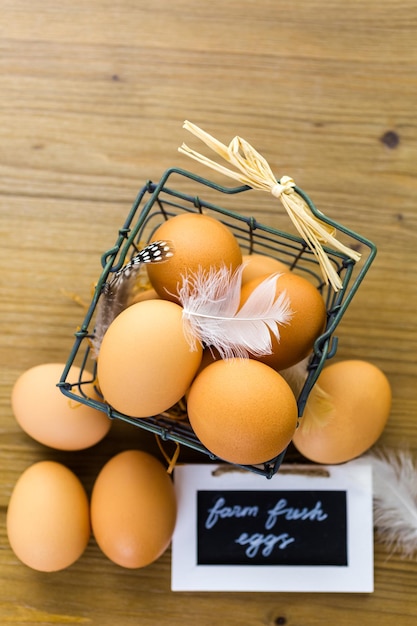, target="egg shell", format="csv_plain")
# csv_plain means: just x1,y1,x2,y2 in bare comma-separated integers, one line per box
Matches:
187,358,298,465
90,450,177,568
97,299,202,418
292,359,392,464
146,212,242,302
241,253,288,284
11,363,111,450
128,287,160,305
240,272,327,370
196,346,221,372
7,461,90,572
